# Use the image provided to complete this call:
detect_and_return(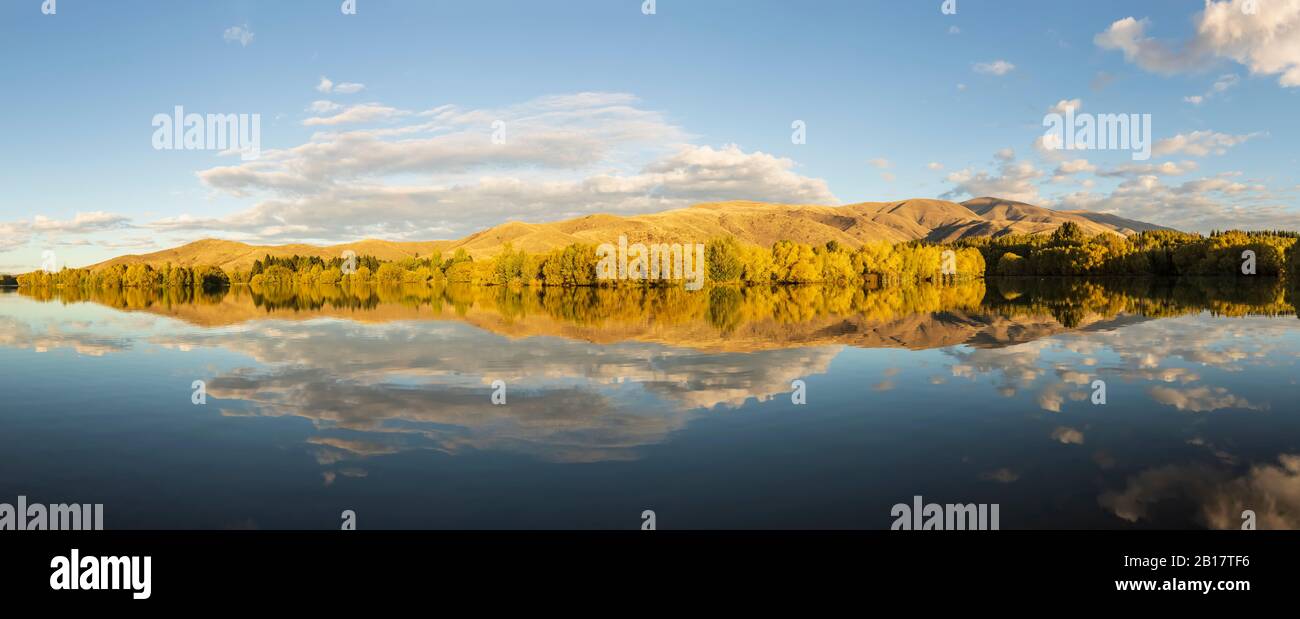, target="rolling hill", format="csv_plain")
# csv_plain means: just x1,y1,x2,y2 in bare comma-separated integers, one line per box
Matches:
87,197,1172,272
